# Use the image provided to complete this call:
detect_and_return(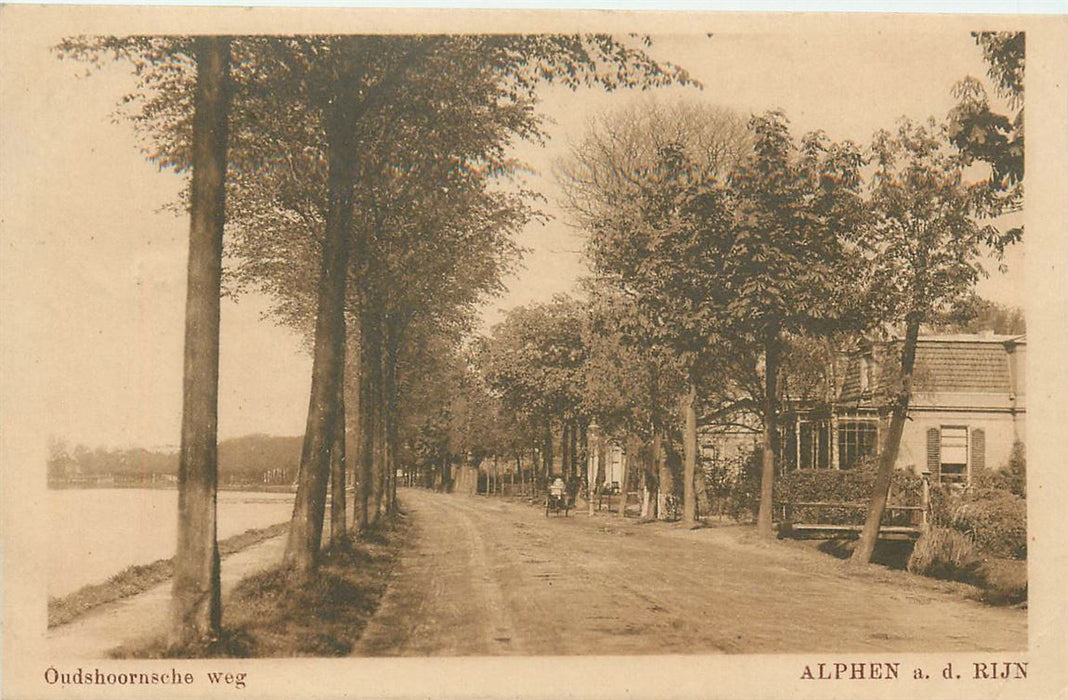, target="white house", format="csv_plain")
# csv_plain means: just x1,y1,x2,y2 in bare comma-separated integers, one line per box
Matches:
781,333,1026,484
